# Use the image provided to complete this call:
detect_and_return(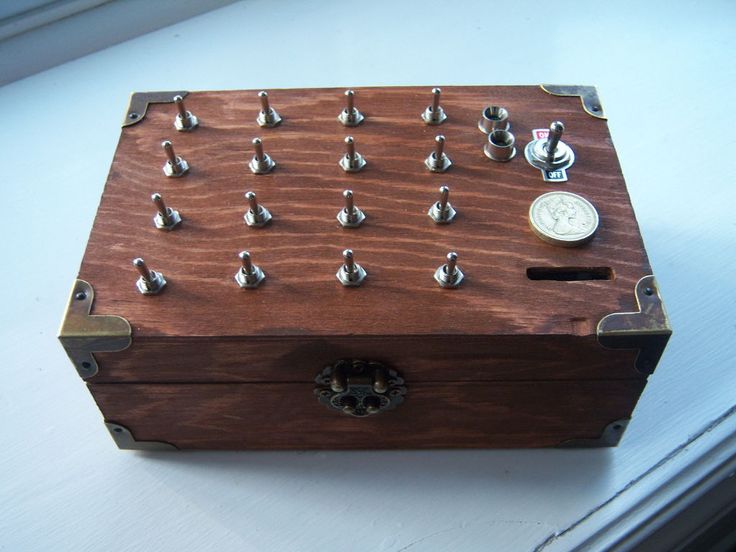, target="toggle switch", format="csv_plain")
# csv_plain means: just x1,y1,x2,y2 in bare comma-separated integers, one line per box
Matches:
234,250,265,288
336,249,367,287
161,140,189,177
425,135,452,173
256,91,282,128
434,252,464,288
337,190,366,228
524,121,575,173
133,258,166,295
337,90,364,126
428,185,456,224
248,137,276,174
244,191,272,227
173,95,198,132
421,87,447,125
339,136,366,172
151,193,181,230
